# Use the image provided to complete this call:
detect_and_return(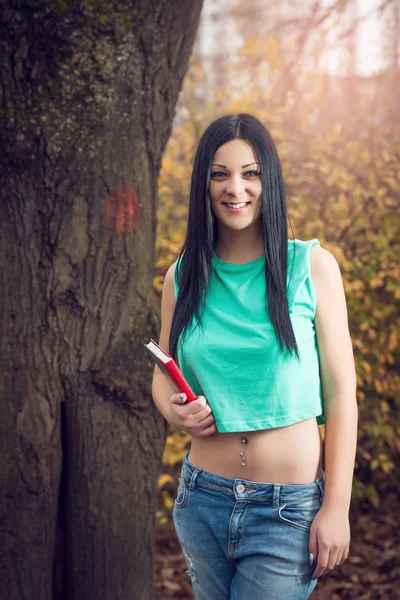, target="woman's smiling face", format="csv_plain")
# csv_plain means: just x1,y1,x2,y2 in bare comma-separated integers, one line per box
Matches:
209,138,263,232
